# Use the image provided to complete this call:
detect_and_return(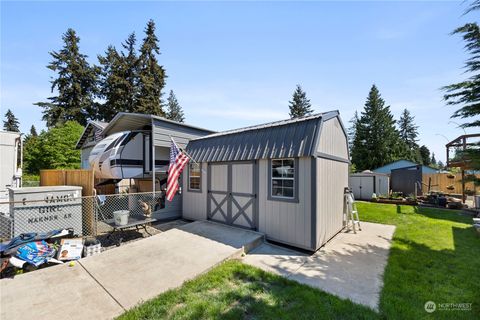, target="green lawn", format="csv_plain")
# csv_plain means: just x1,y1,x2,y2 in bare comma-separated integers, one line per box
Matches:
119,203,480,319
